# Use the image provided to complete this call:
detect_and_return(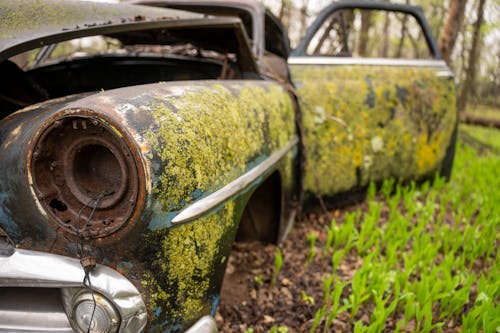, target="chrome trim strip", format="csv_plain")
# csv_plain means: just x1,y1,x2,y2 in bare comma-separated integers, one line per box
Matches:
172,136,299,224
436,70,455,78
185,316,218,333
0,249,147,333
288,57,449,68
